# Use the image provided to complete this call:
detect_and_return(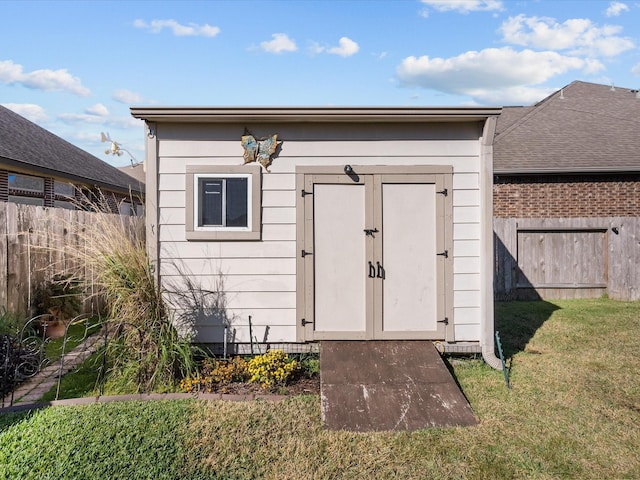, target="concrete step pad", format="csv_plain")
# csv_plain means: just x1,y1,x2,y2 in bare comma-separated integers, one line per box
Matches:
320,340,477,432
